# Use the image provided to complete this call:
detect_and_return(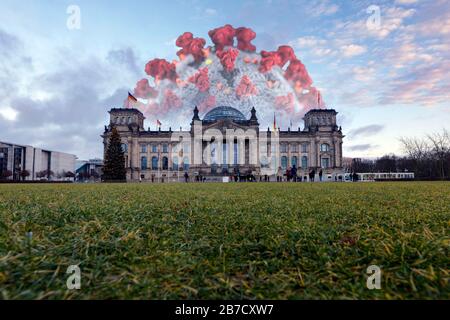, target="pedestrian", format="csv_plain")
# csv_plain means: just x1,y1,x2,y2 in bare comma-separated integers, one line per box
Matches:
291,165,297,182
184,171,189,183
286,167,291,182
277,167,283,182
319,169,323,182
